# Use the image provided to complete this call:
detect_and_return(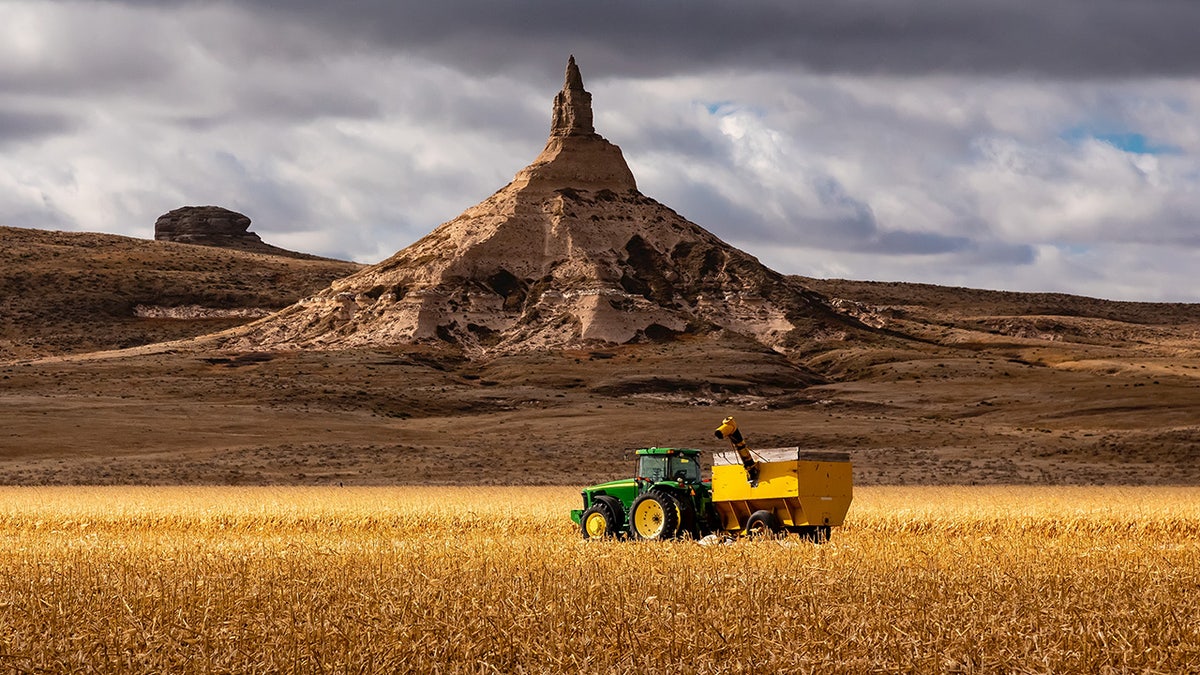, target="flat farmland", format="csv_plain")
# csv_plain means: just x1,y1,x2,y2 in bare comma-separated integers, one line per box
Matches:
0,486,1197,673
